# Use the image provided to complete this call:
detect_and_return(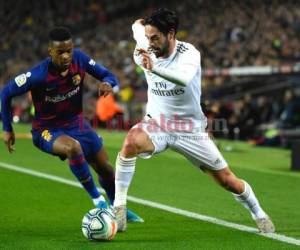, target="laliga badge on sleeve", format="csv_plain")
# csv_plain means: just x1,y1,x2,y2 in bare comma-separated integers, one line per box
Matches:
15,74,27,87
14,72,31,87
88,59,96,66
